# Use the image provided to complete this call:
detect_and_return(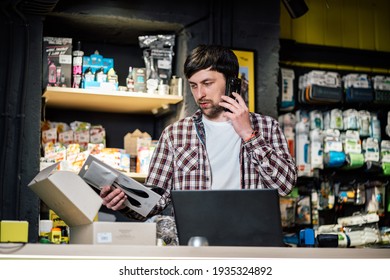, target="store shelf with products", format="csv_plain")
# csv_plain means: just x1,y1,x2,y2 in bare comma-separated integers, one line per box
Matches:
43,87,183,115
41,87,182,181
277,43,390,238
